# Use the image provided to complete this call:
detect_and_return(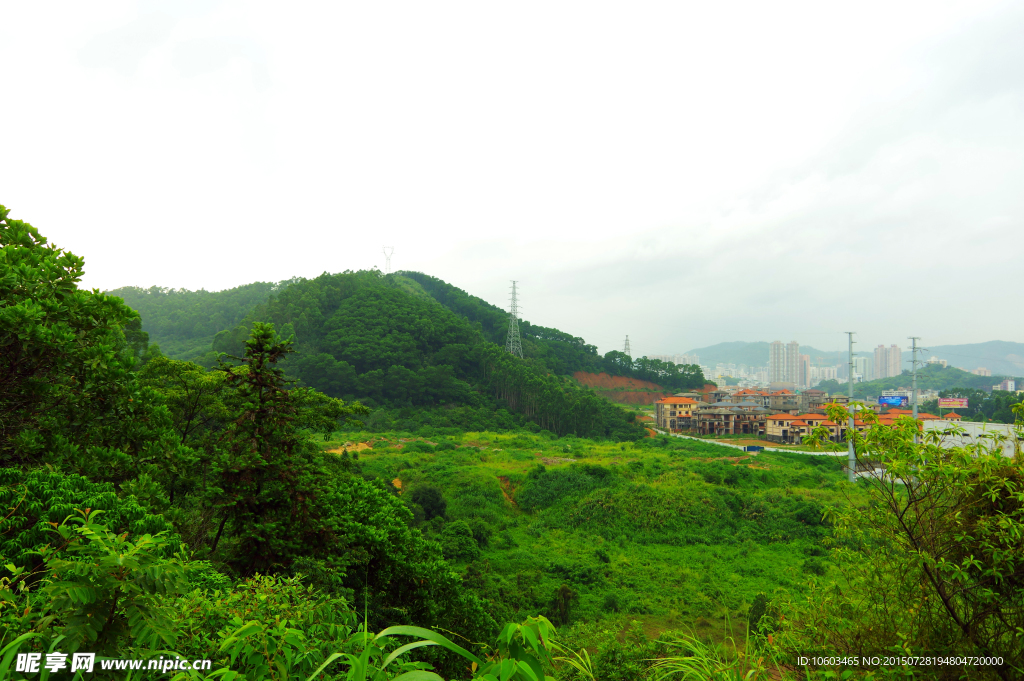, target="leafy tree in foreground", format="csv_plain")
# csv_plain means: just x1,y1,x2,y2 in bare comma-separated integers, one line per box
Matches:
0,205,152,469
777,405,1024,680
